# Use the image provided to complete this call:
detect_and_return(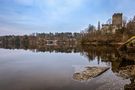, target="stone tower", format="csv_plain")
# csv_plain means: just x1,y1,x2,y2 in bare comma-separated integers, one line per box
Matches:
98,21,100,30
112,13,123,28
